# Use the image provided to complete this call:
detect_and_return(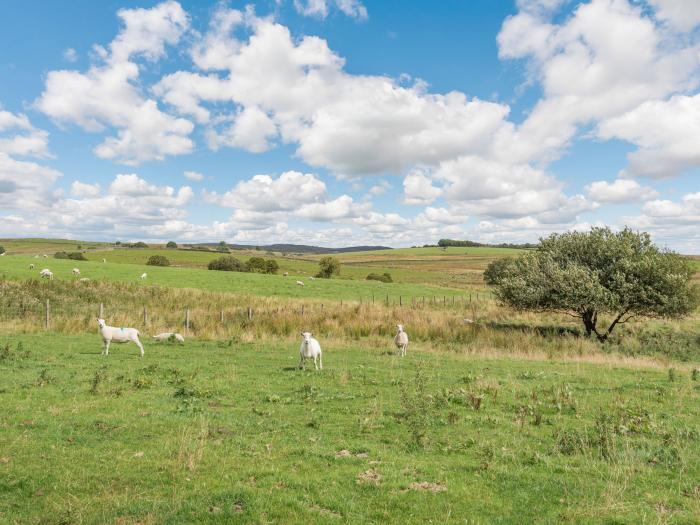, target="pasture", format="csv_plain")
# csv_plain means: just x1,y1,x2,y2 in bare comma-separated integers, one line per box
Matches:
2,334,700,524
0,238,699,523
